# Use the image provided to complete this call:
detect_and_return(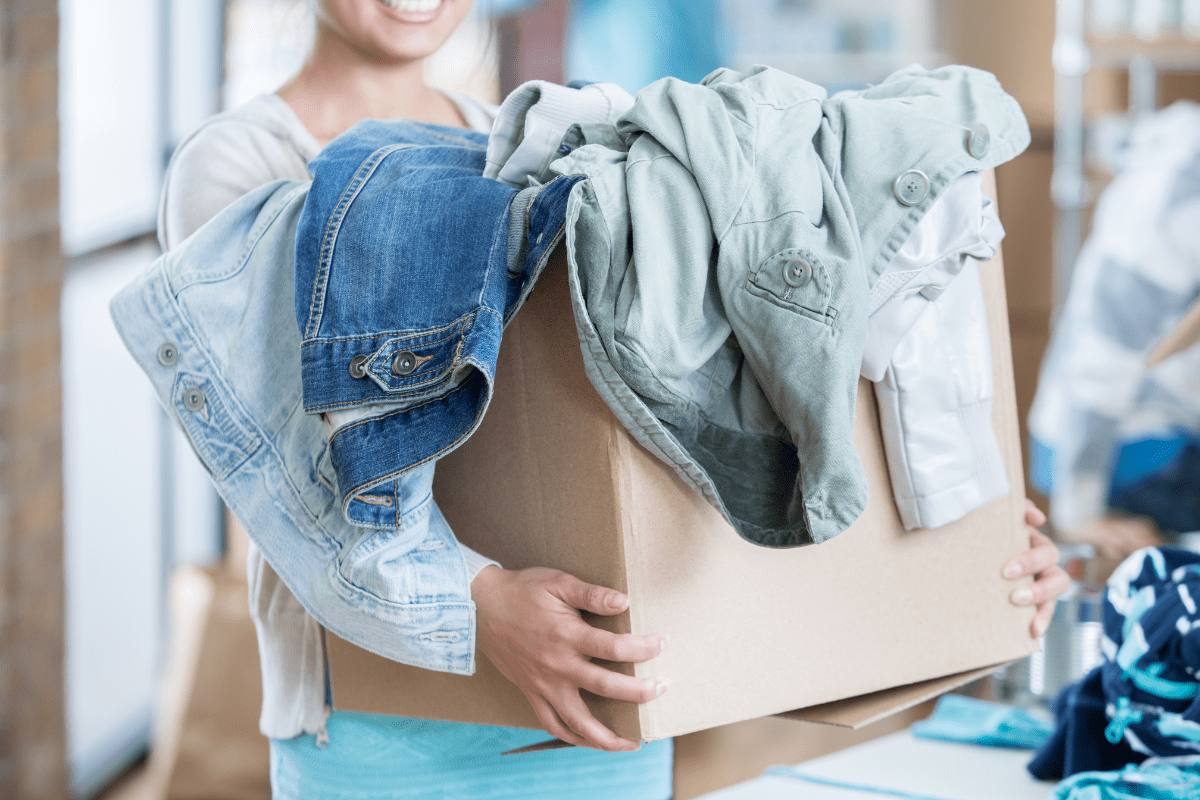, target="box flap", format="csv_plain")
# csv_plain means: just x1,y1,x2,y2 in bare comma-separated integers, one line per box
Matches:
1146,297,1200,368
499,663,1010,752
776,663,1007,729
